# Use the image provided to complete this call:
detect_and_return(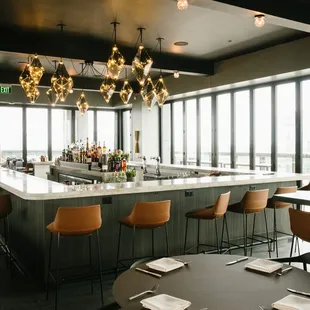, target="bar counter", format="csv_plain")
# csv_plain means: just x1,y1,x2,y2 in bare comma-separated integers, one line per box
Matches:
0,165,309,283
